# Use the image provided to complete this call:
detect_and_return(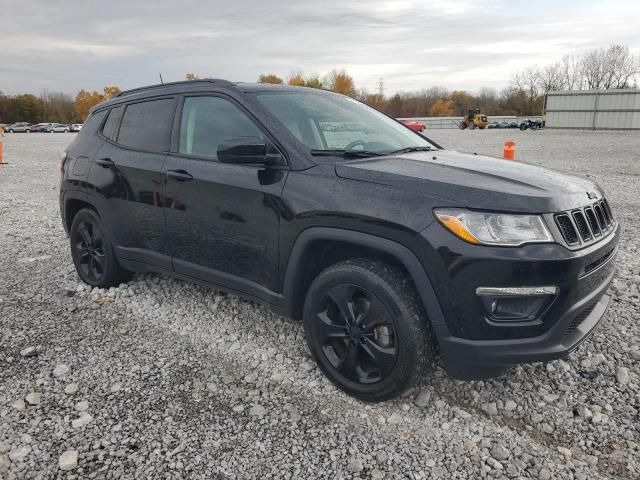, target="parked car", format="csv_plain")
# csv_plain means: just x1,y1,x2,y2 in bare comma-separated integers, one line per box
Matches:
496,121,518,129
520,118,544,130
31,123,52,132
60,80,619,401
44,123,71,133
5,122,33,133
400,119,425,132
70,124,83,132
486,122,500,129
